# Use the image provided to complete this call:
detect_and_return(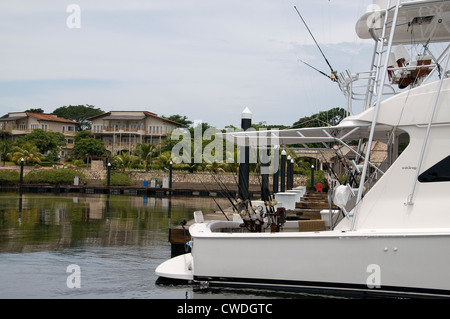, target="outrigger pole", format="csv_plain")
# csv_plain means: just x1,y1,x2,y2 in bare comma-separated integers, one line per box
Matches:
294,6,338,82
299,60,334,81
